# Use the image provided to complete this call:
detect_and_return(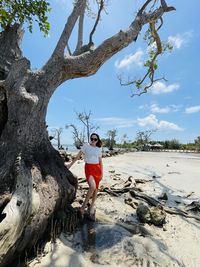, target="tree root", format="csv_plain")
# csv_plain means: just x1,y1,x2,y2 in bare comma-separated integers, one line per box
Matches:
0,149,76,267
0,155,33,266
